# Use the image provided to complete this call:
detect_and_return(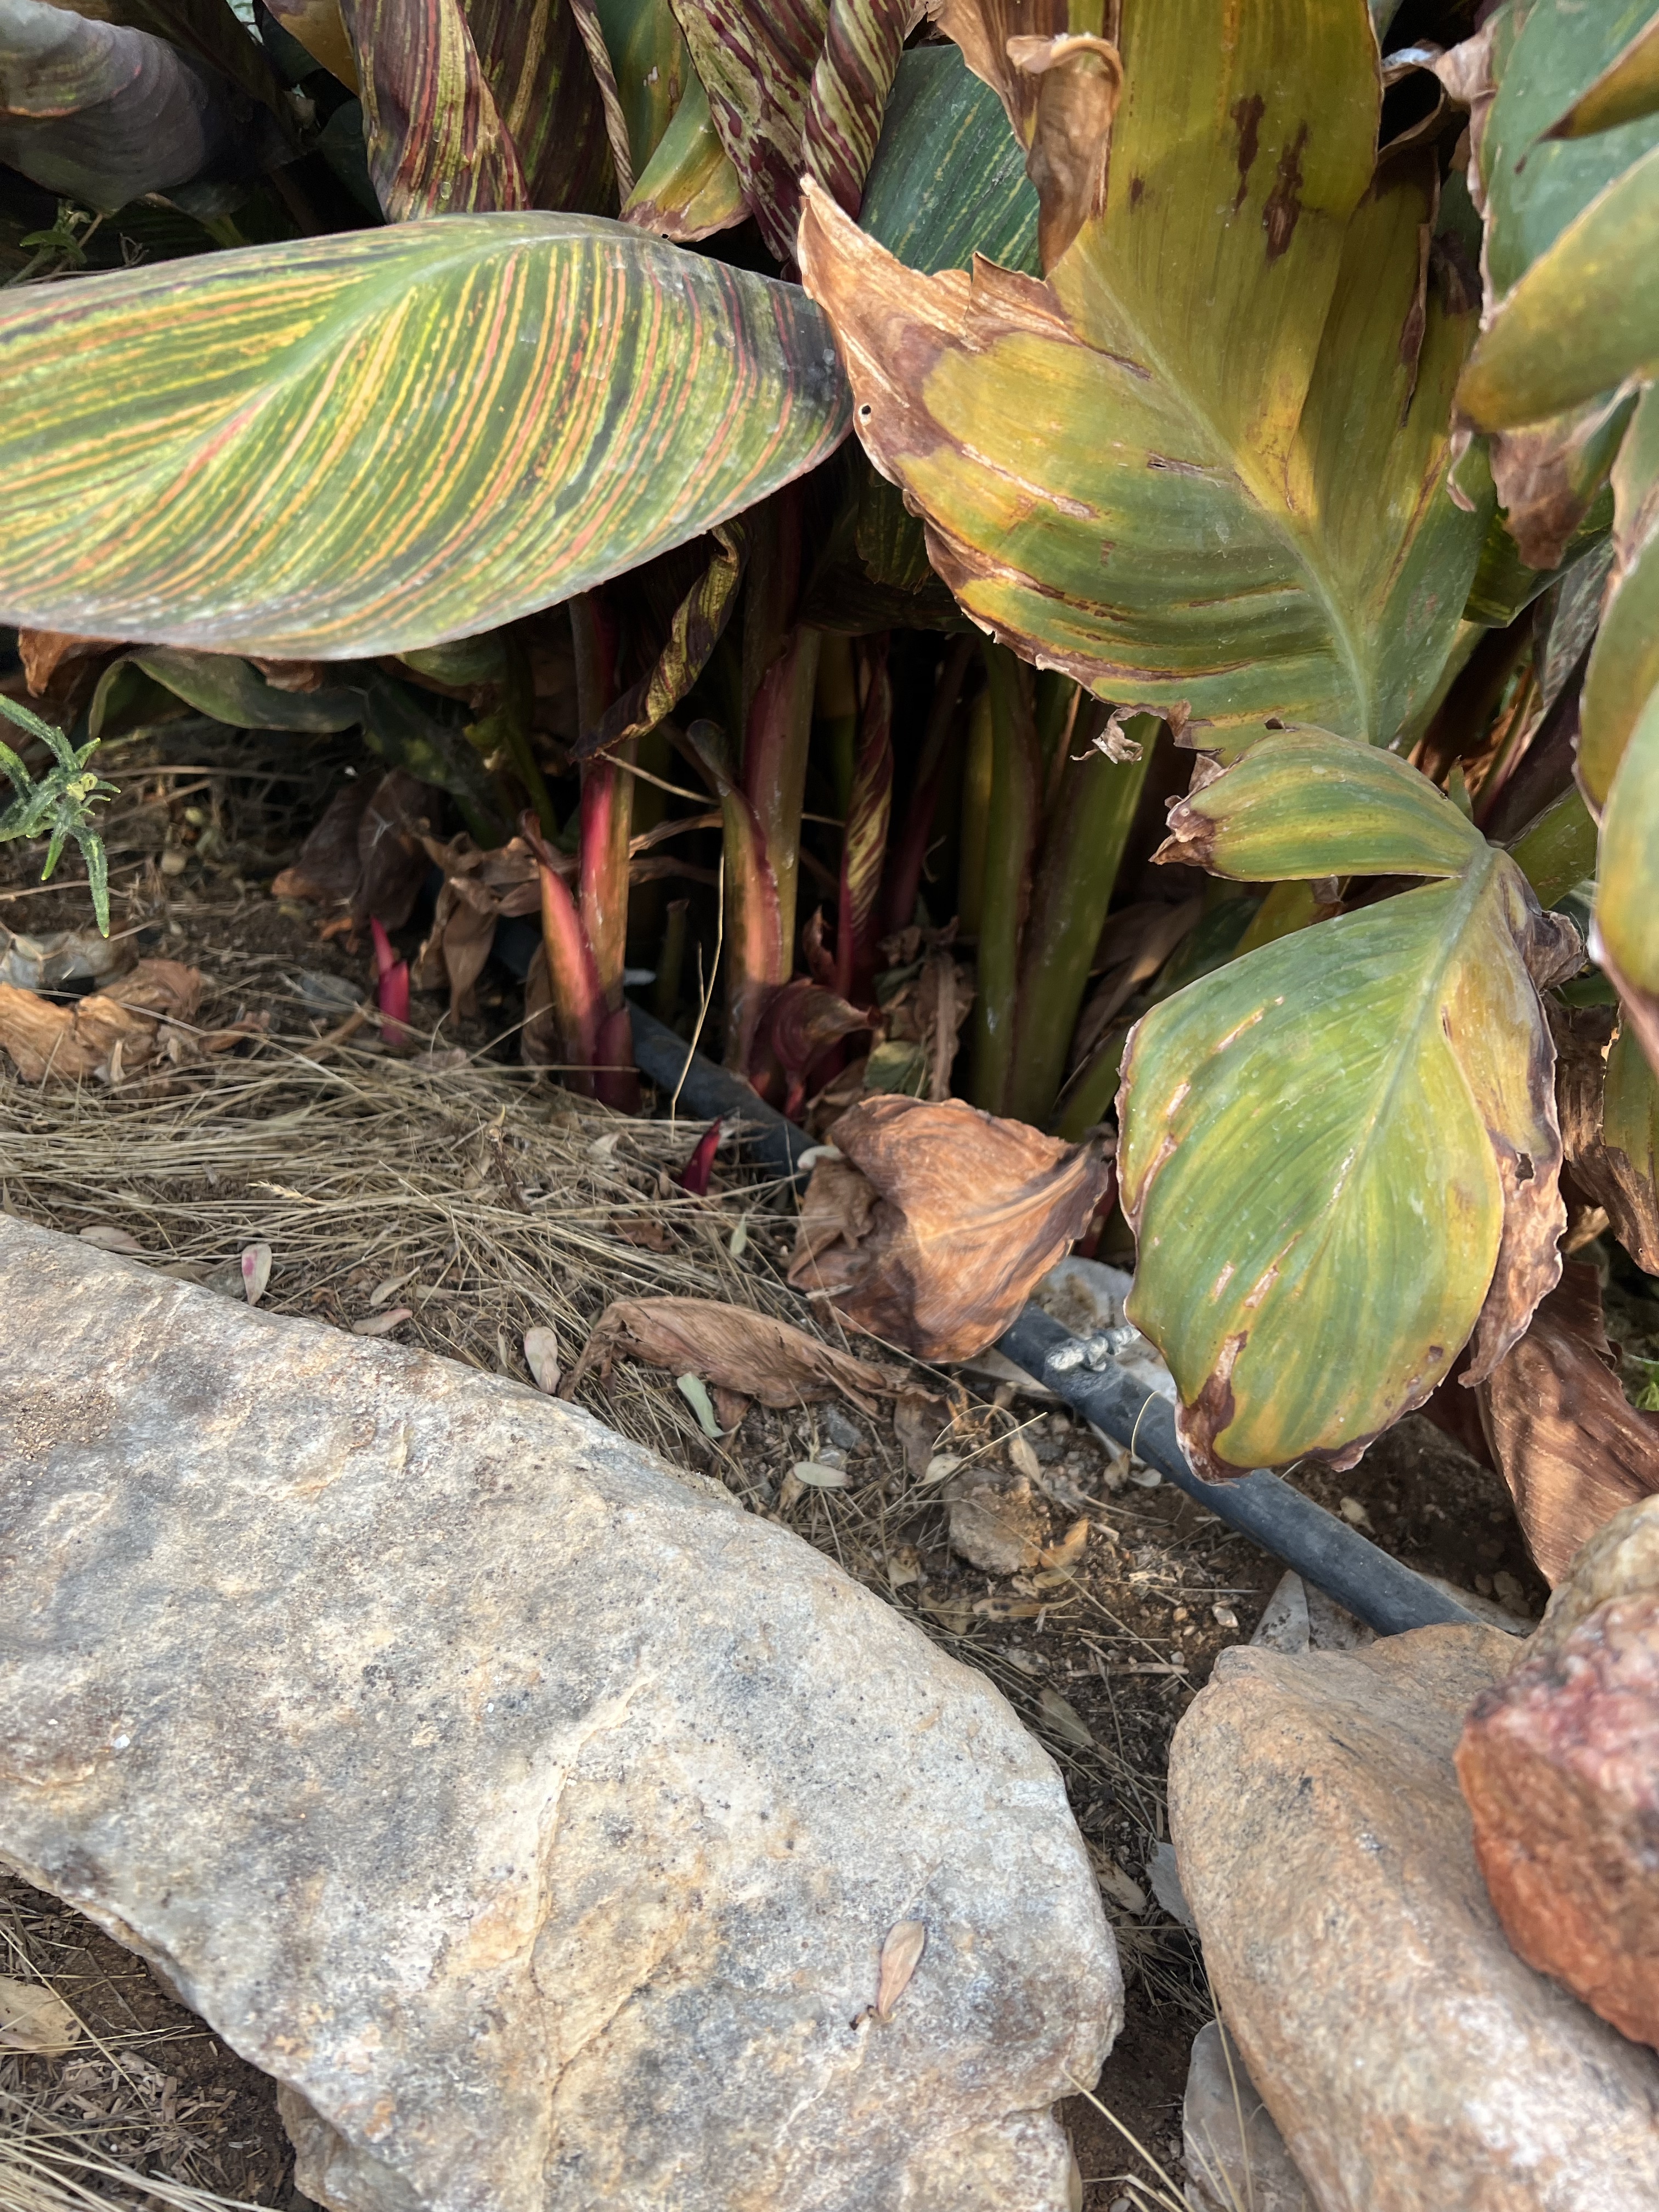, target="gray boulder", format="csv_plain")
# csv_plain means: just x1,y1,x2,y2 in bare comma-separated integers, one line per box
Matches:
0,1218,1118,2212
